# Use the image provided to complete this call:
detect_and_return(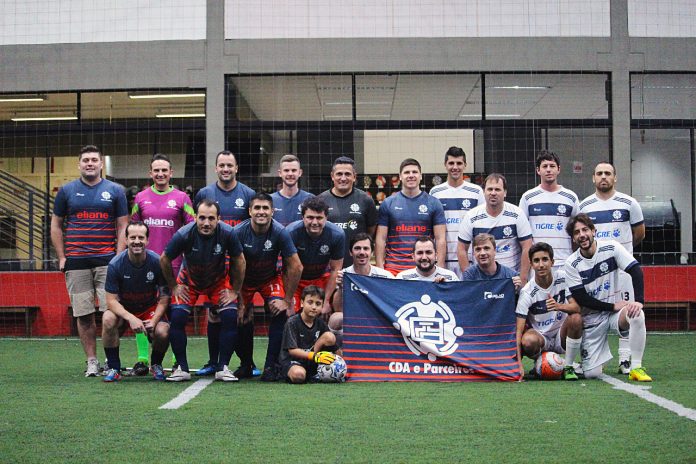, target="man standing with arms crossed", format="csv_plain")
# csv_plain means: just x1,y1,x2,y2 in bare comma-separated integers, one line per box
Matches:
51,145,129,376
161,200,246,382
271,154,314,227
579,161,645,374
430,147,485,279
319,156,378,267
